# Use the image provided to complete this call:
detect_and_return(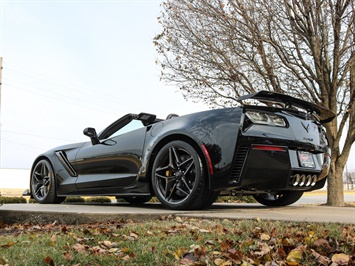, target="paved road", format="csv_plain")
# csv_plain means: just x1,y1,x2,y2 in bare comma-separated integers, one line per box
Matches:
295,192,355,205
1,199,354,225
